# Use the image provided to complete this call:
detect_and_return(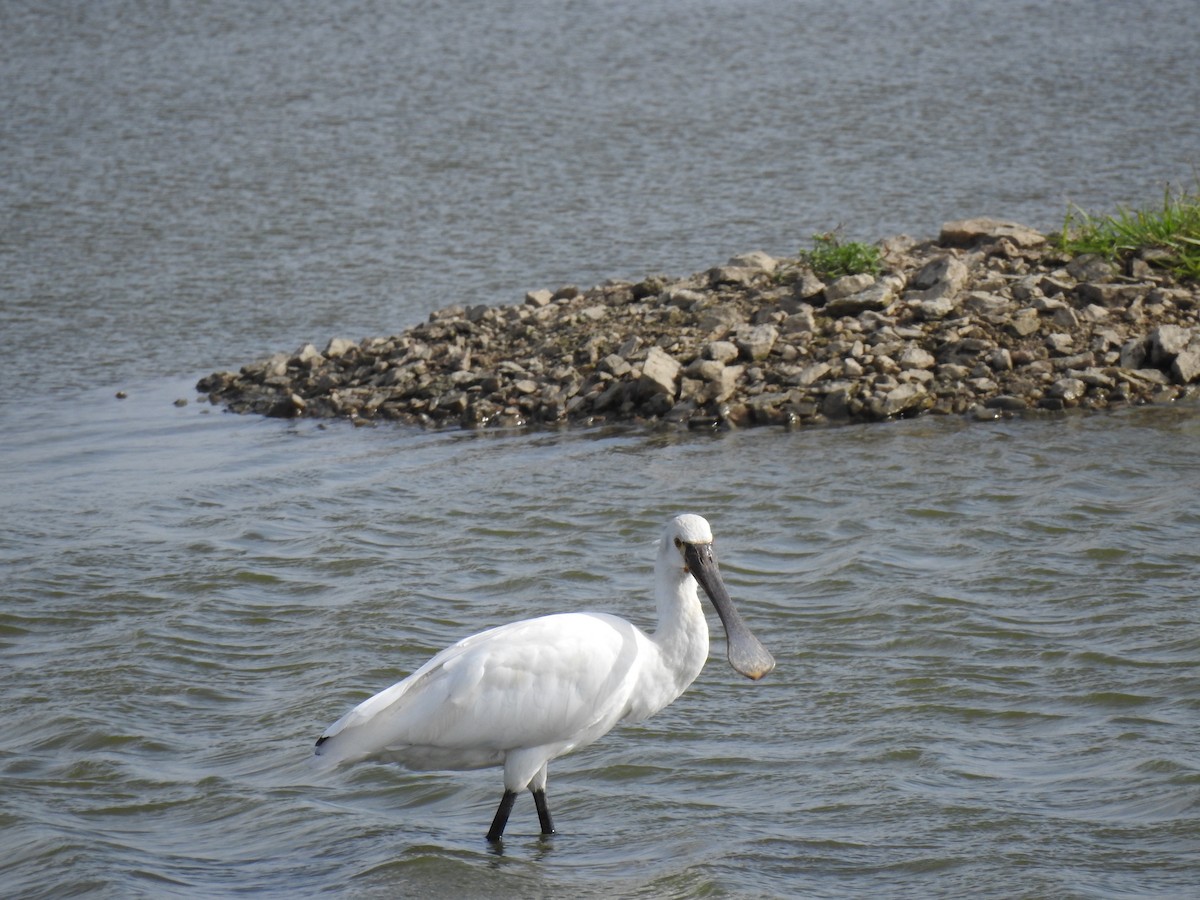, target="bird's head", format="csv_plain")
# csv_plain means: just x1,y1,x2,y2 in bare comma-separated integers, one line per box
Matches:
661,514,775,681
